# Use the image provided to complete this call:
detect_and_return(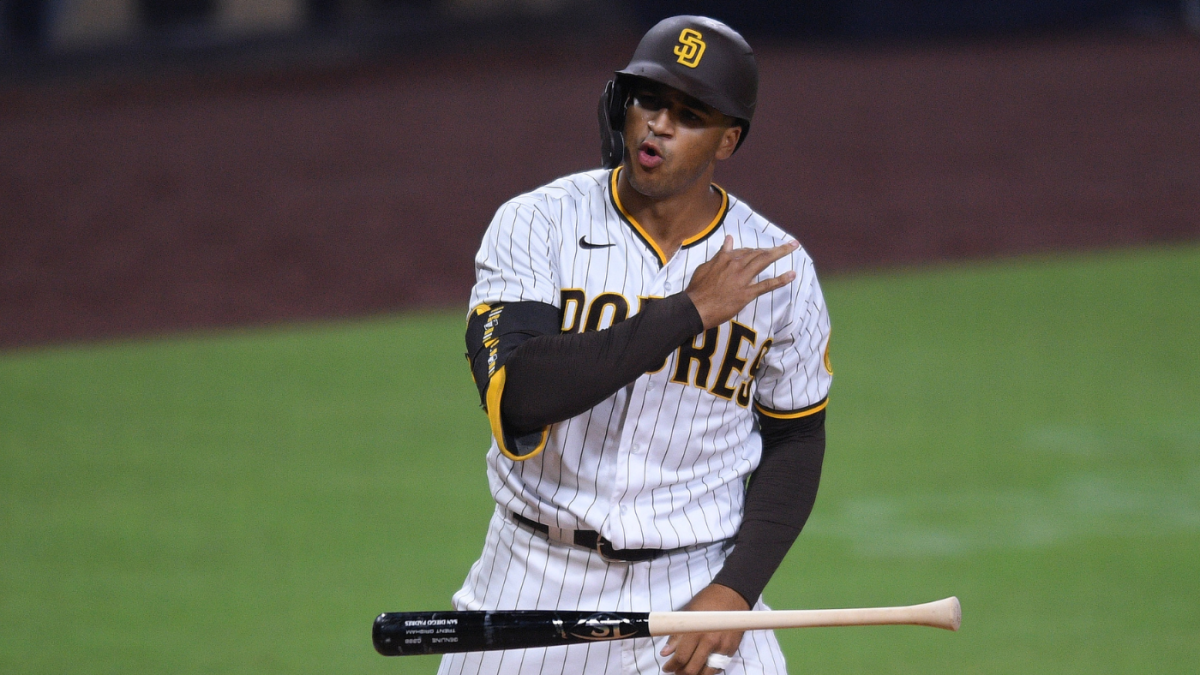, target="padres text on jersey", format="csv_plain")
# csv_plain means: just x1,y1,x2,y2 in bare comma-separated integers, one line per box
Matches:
469,167,832,552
